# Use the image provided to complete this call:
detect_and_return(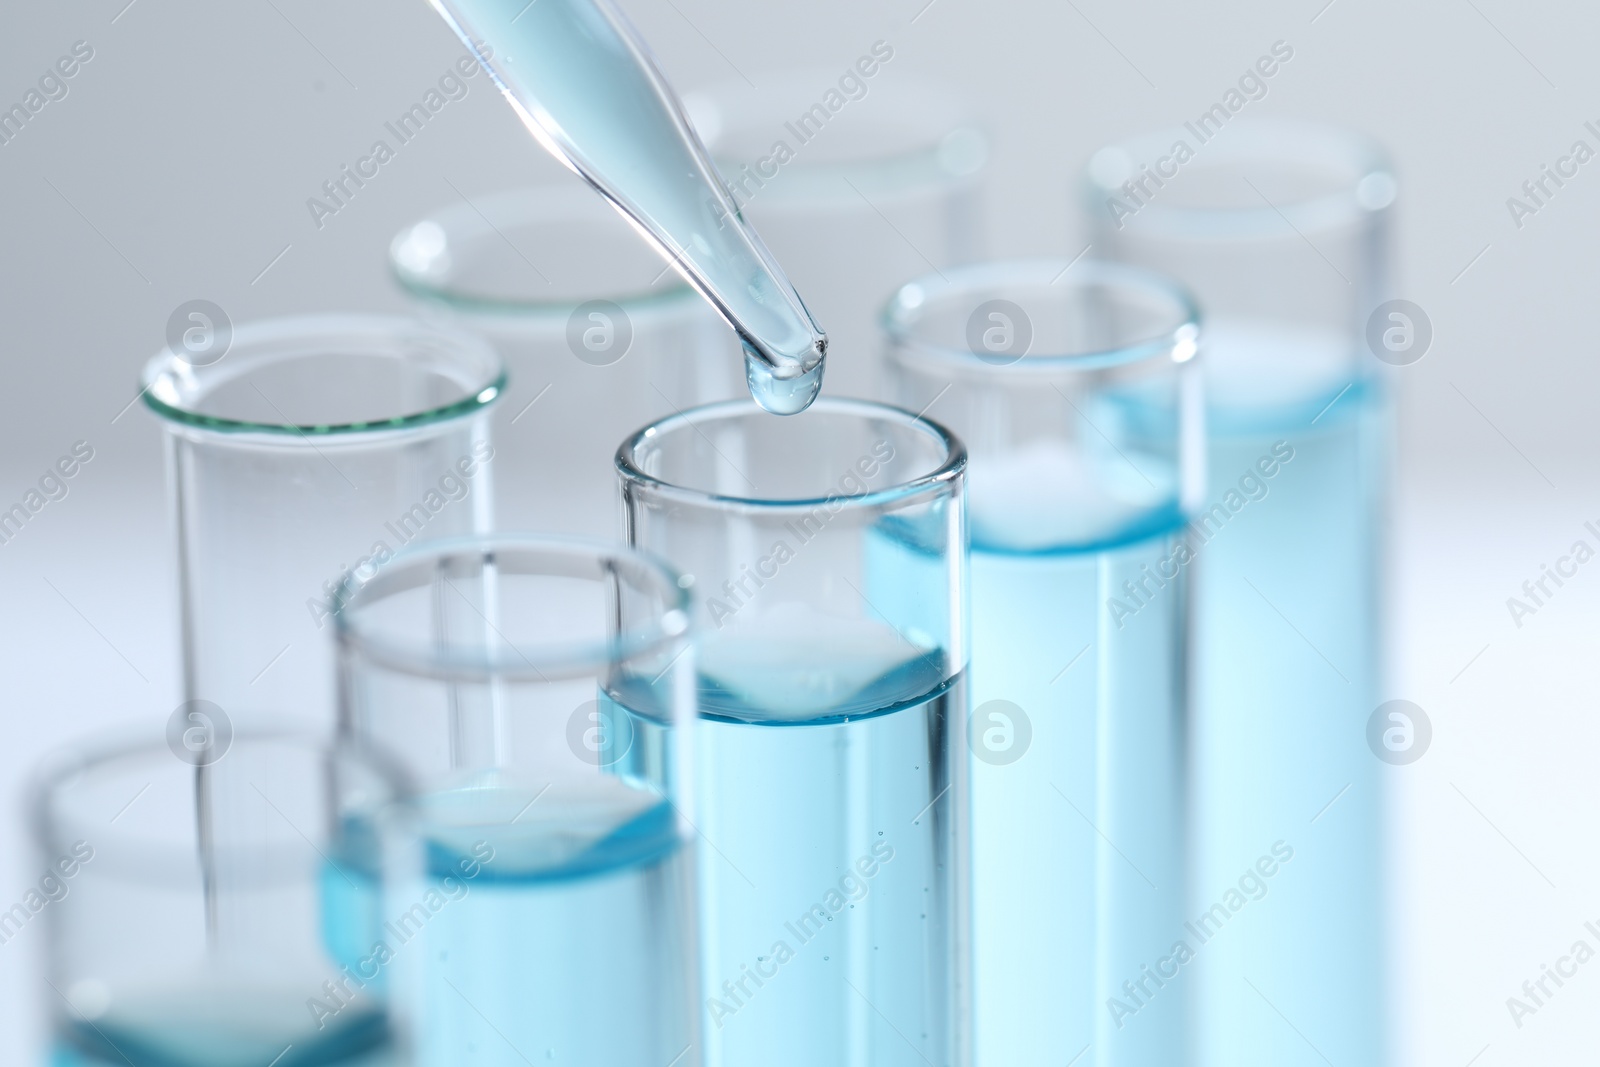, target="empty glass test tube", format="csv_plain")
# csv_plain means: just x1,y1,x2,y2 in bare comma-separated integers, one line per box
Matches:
141,315,503,727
